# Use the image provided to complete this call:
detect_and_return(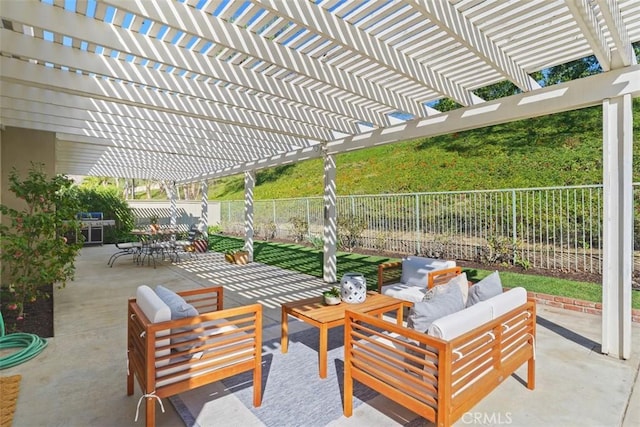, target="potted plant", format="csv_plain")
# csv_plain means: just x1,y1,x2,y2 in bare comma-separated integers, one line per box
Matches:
322,286,341,305
225,249,249,265
0,163,84,323
149,214,160,232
